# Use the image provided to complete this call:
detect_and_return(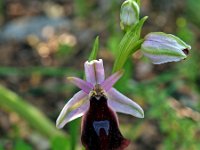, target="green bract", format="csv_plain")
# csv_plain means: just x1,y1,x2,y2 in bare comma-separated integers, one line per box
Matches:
113,17,147,72
120,0,139,30
141,32,191,64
